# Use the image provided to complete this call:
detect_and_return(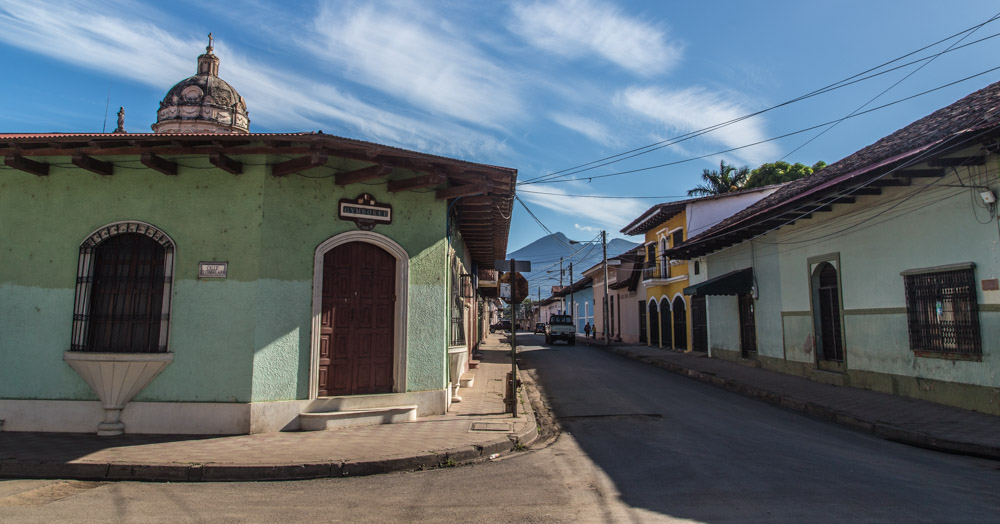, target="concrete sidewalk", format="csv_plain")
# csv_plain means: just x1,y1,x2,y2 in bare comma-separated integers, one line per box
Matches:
579,337,1000,460
0,334,536,482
